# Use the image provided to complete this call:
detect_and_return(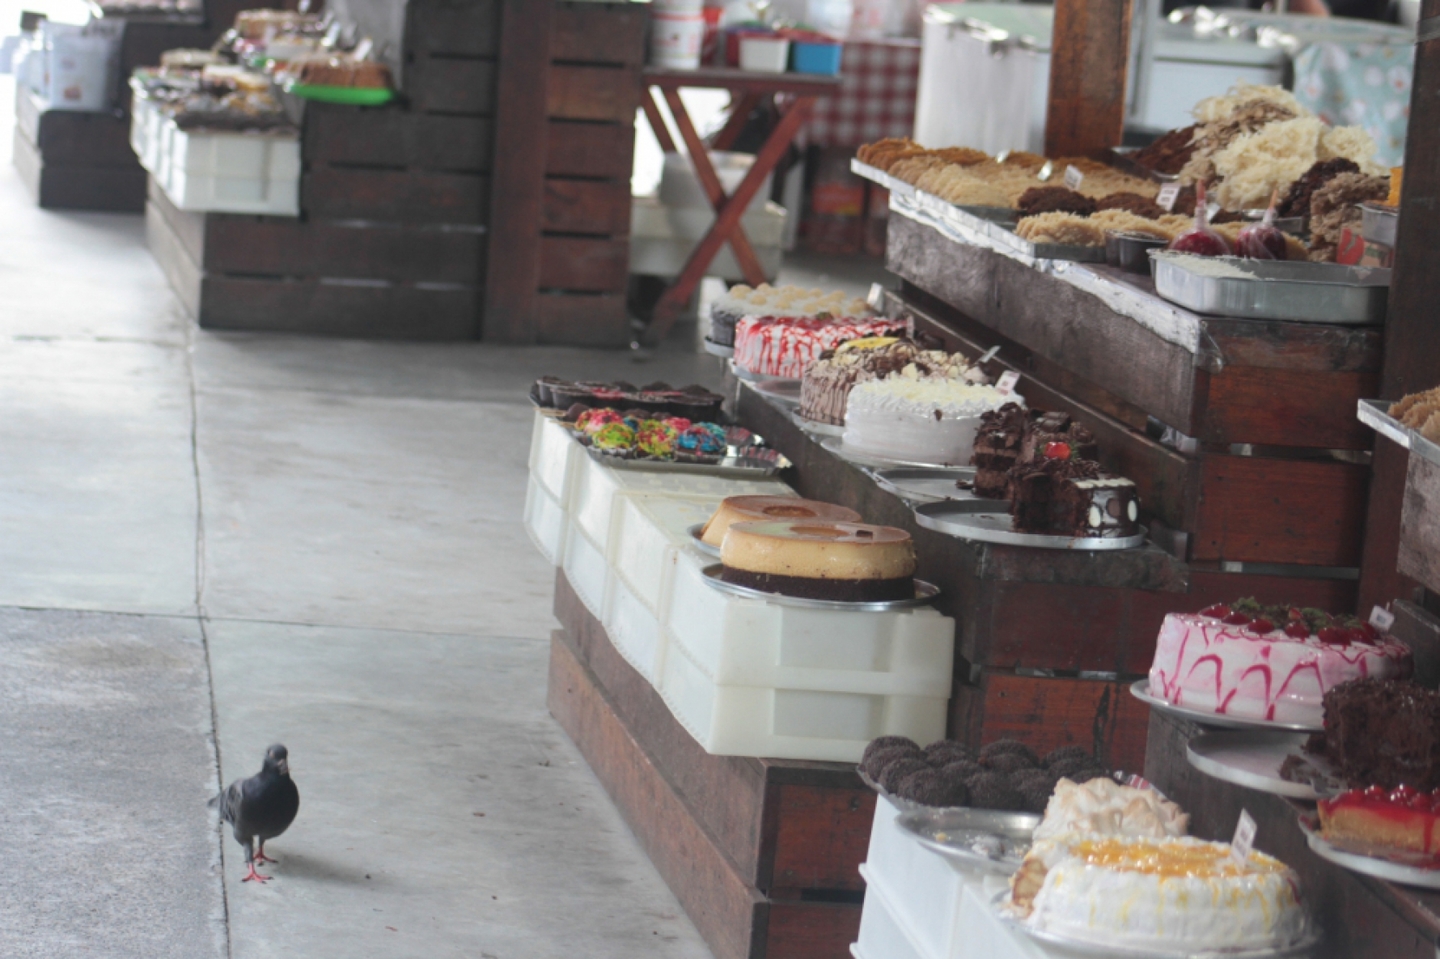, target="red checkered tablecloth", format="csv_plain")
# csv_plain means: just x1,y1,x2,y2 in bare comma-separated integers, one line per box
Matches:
802,39,922,149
